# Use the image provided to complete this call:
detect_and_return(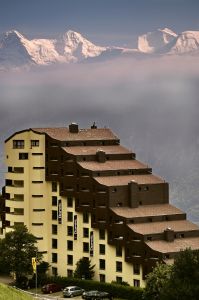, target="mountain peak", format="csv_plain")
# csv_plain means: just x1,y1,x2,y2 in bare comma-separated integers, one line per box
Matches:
138,27,177,53
3,29,26,40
